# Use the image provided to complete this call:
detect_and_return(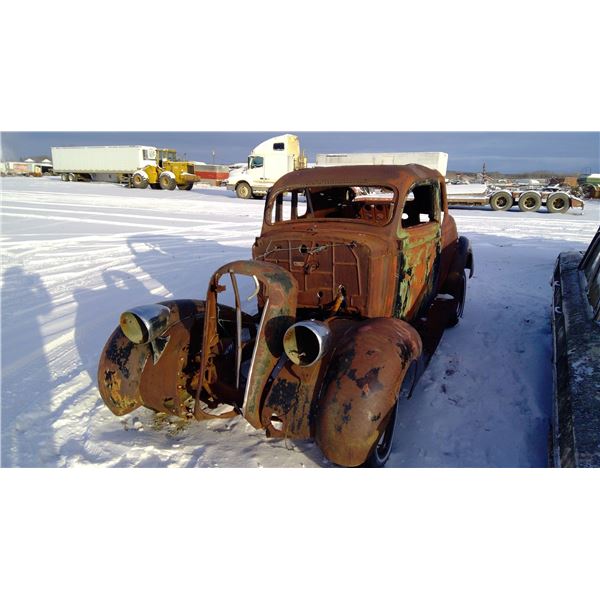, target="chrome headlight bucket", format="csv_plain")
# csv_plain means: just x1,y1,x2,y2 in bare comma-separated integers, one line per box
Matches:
119,304,171,344
283,319,331,367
